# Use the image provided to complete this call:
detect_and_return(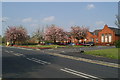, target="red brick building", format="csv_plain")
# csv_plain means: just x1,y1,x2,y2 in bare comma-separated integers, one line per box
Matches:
86,25,120,45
